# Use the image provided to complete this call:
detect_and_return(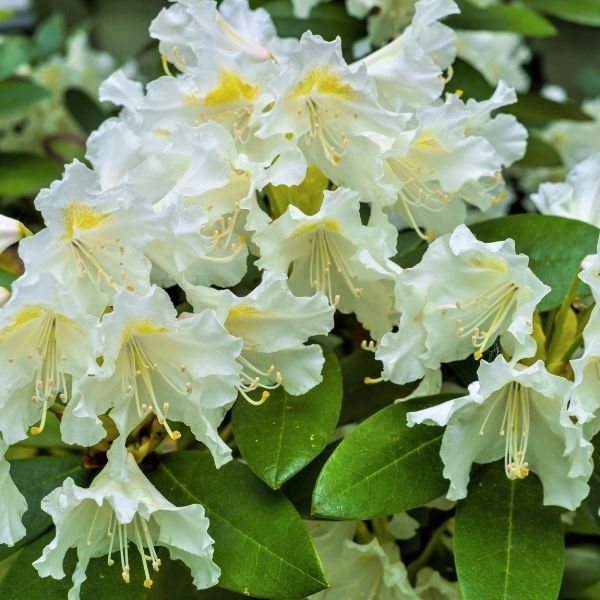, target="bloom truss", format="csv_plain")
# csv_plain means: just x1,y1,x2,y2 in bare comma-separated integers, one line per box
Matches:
0,0,598,597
